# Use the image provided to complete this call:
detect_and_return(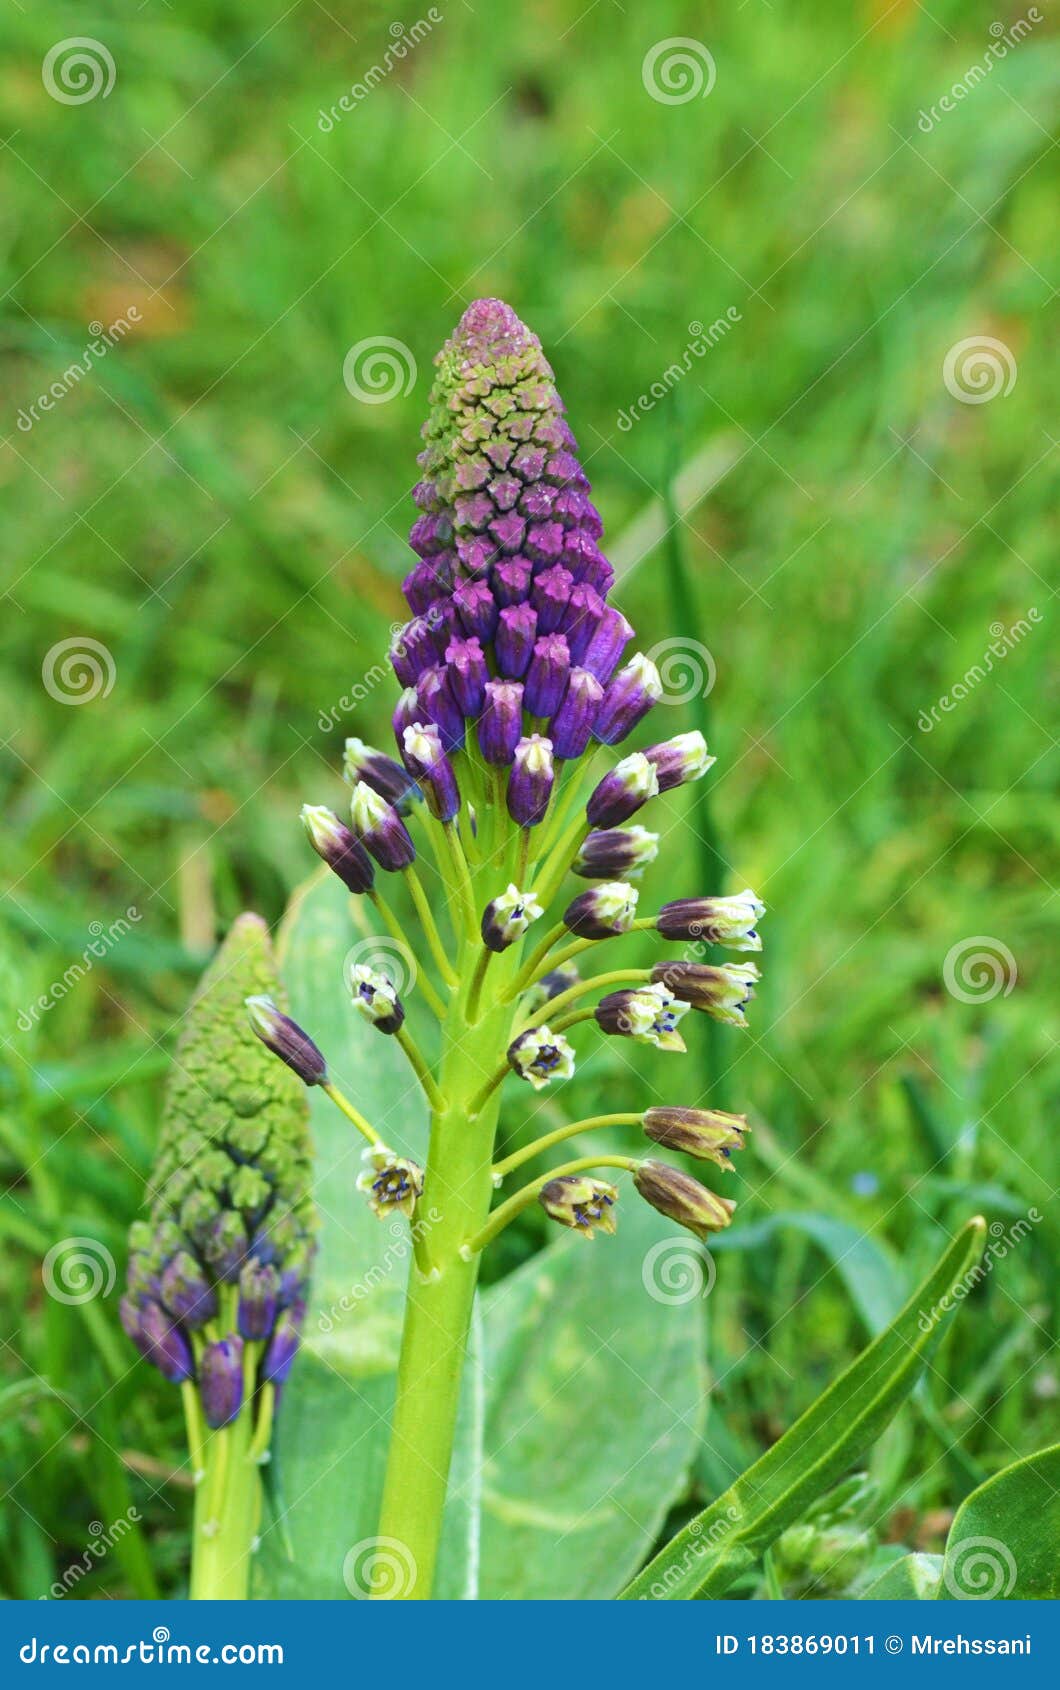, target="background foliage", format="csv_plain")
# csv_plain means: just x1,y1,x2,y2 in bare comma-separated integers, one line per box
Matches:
0,0,1056,1598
